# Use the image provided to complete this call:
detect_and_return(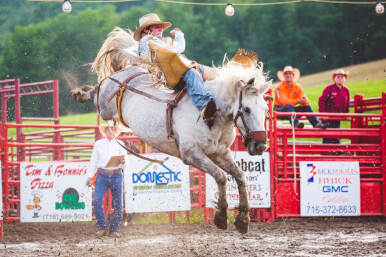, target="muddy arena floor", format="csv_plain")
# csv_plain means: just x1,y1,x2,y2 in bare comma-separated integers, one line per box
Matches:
1,217,385,257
